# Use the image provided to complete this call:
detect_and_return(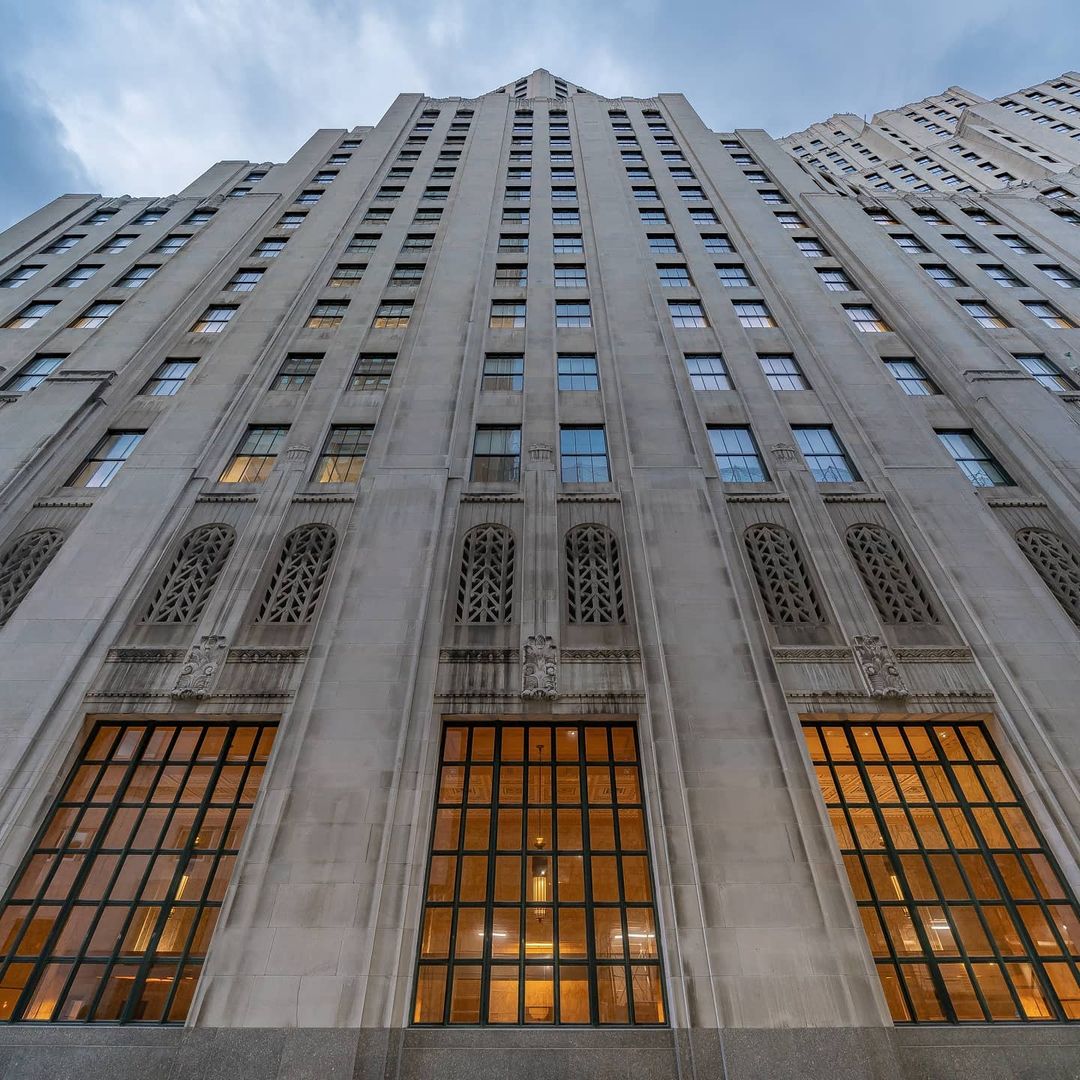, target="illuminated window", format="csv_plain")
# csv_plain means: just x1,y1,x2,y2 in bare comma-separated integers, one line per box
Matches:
0,719,275,1022
803,717,1080,1023
412,720,665,1026
219,425,287,484
350,354,395,391
313,425,372,483
471,427,521,483
272,355,321,390
67,432,144,488
190,306,235,334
